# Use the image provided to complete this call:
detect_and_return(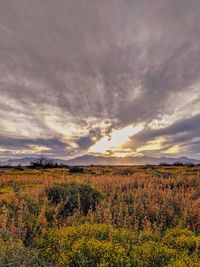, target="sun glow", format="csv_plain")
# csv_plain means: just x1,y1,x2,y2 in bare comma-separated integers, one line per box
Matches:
89,123,144,155
164,145,180,154
136,137,166,152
